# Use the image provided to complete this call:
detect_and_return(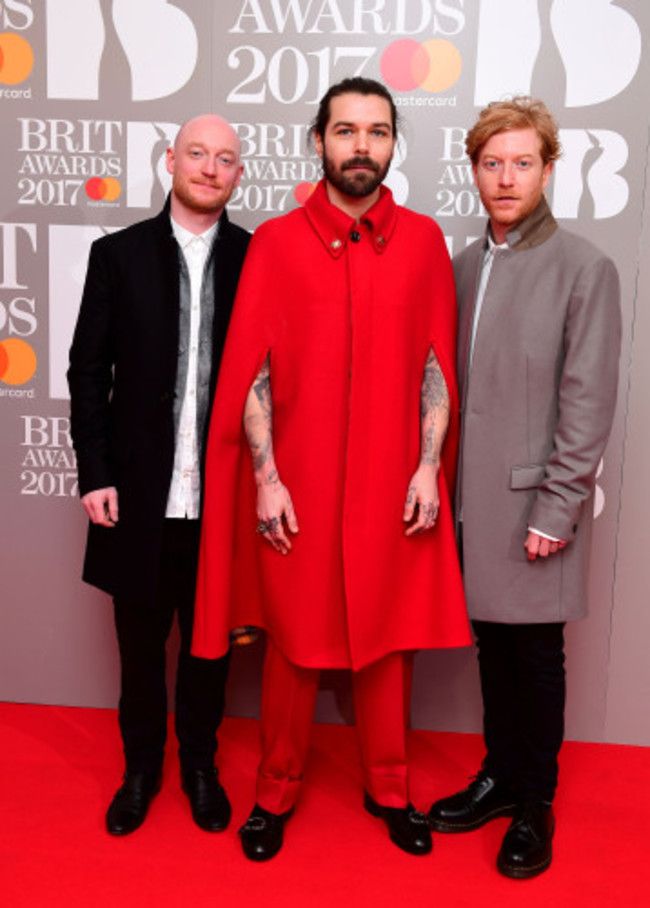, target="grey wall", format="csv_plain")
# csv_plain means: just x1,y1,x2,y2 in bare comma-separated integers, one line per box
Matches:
604,135,650,744
1,0,648,746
